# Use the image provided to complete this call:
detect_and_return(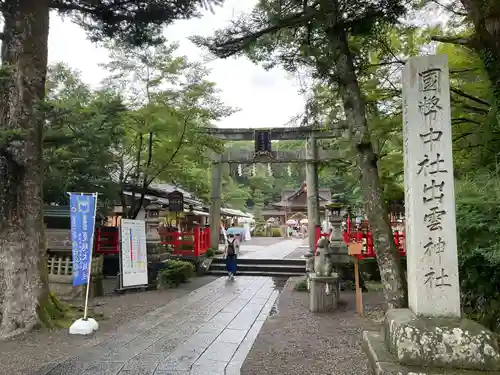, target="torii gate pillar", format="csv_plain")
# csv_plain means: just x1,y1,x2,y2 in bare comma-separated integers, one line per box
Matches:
305,134,321,252
210,153,222,250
